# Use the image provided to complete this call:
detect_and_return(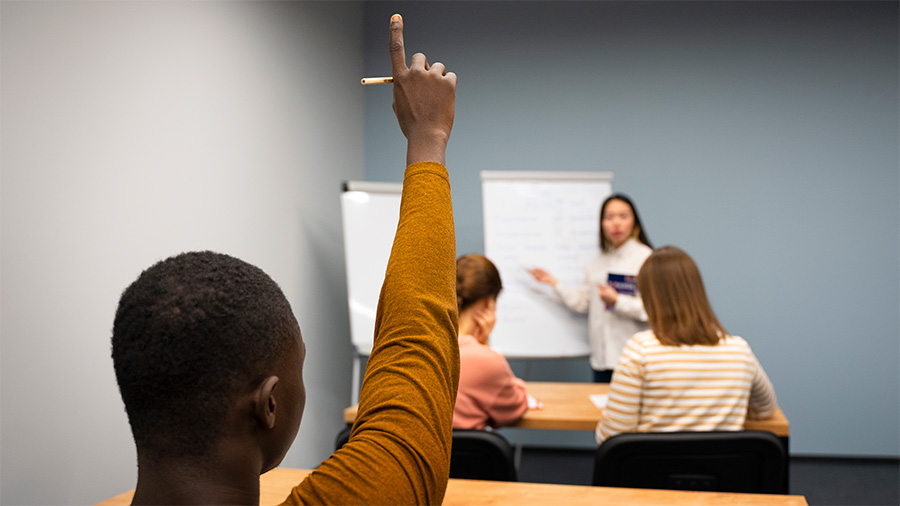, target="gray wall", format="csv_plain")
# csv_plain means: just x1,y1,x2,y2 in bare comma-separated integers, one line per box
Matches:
1,3,896,504
363,1,899,456
1,1,364,504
